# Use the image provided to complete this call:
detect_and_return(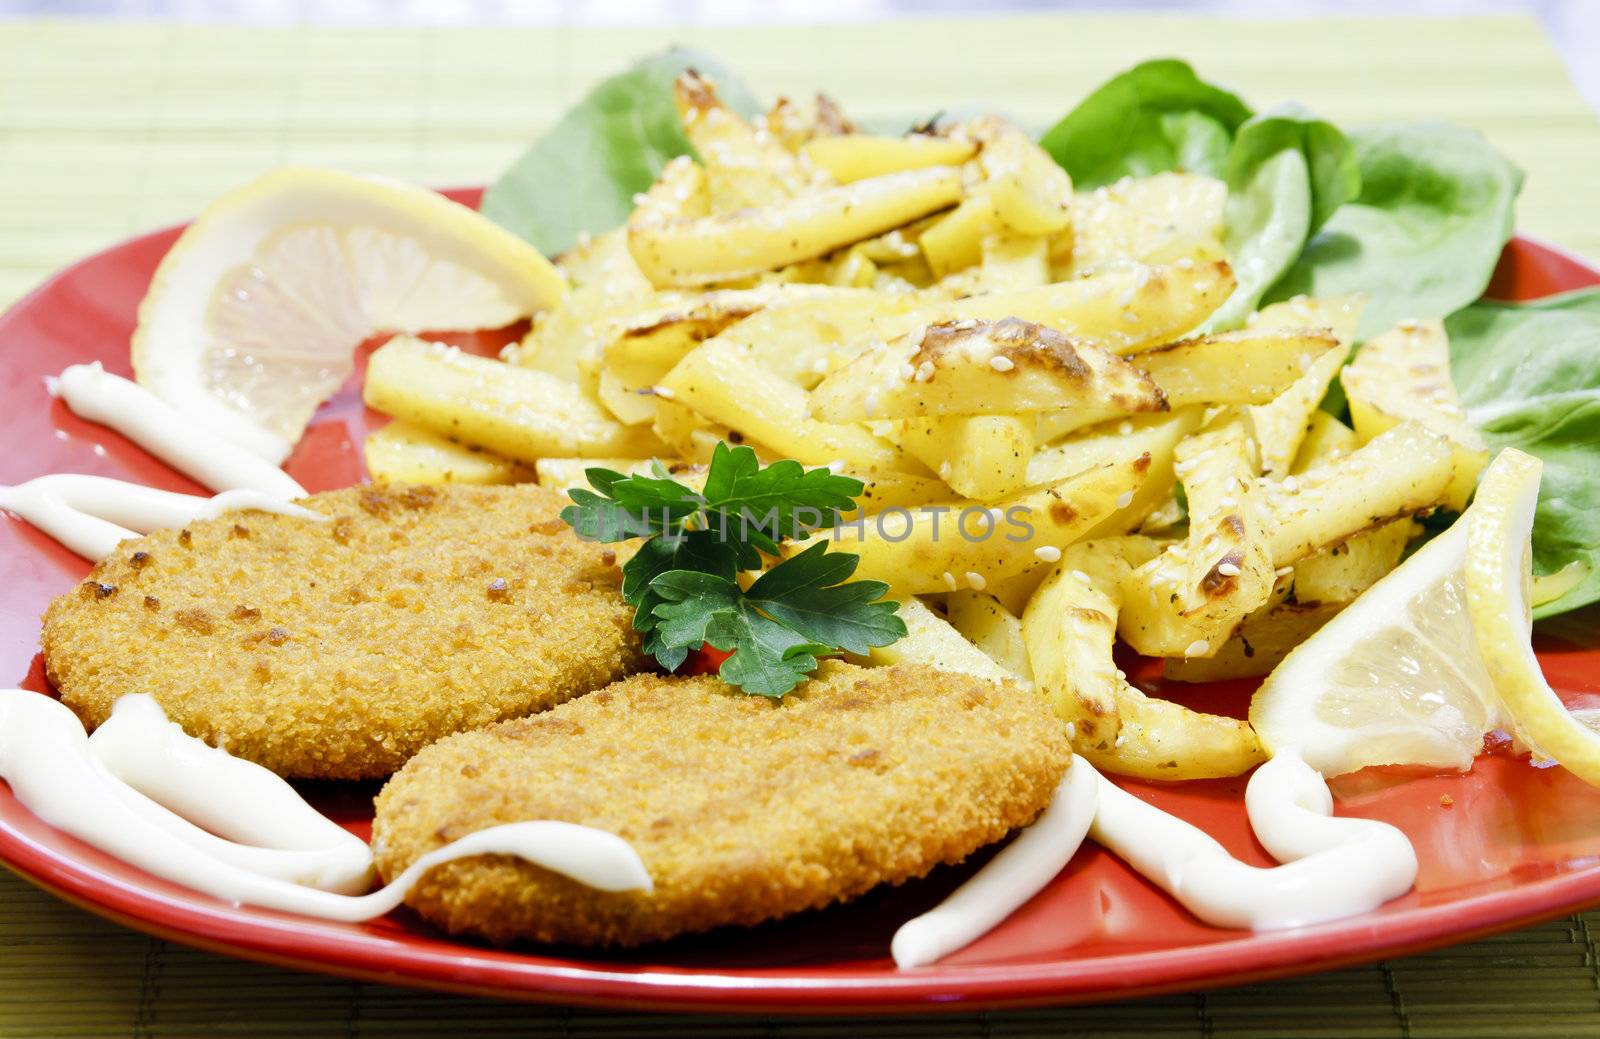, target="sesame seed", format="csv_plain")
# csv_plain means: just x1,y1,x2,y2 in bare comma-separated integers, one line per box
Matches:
1276,566,1294,577
811,357,829,374
1216,562,1241,577
1282,475,1300,492
1217,496,1237,509
1065,722,1077,740
827,460,846,474
1070,568,1092,584
632,192,649,206
915,361,936,382
652,385,676,400
989,355,1015,372
1115,491,1134,509
1176,257,1195,270
1185,639,1209,657
1034,545,1062,562
942,571,959,590
1115,732,1127,747
899,362,916,380
864,390,880,417
938,461,953,479
1116,288,1136,307
1118,420,1133,435
965,571,987,591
